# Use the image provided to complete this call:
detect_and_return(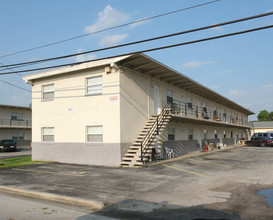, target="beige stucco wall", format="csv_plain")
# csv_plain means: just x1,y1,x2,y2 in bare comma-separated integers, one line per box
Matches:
0,106,31,121
166,122,248,143
118,67,250,158
31,67,122,165
29,62,250,165
119,68,150,154
0,129,31,140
